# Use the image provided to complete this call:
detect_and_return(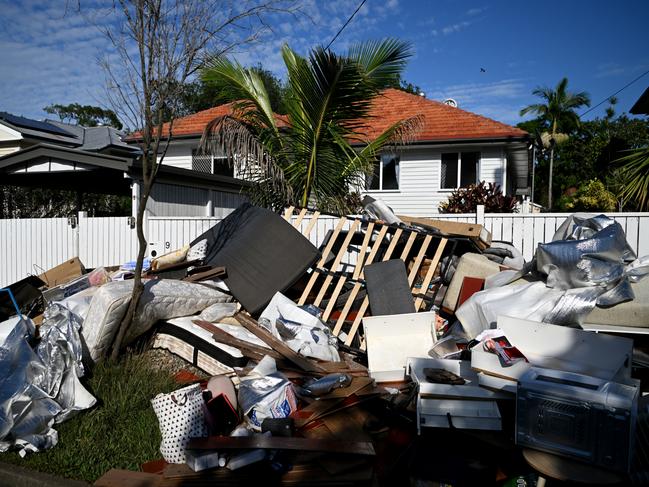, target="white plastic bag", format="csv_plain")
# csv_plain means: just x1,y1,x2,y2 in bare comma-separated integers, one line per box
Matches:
151,383,207,463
